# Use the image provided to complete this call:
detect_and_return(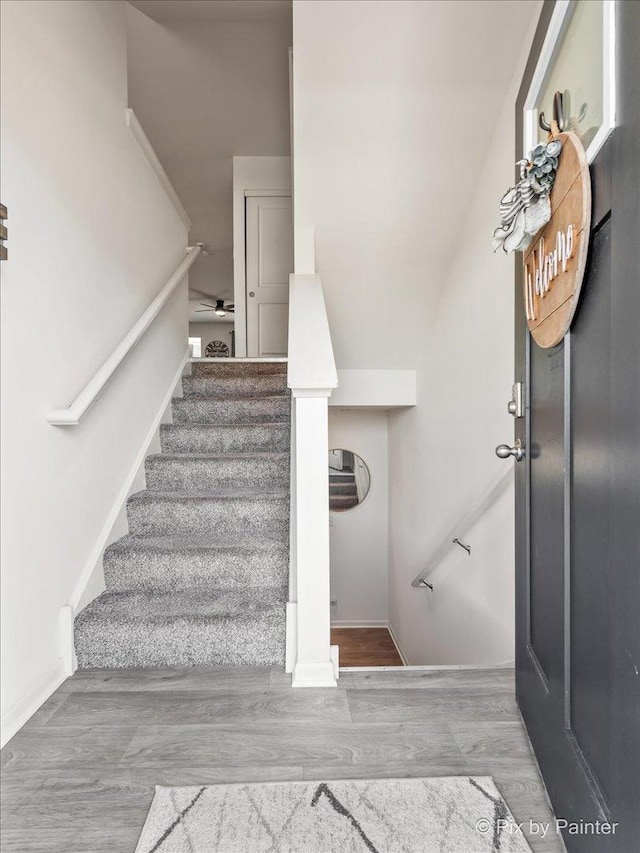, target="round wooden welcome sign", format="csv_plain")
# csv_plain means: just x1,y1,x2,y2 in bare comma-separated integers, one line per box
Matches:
522,131,591,348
